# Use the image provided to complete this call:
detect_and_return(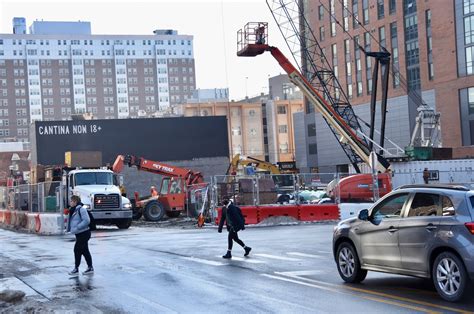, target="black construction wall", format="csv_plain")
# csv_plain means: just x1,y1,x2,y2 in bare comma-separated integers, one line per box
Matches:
30,116,229,166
